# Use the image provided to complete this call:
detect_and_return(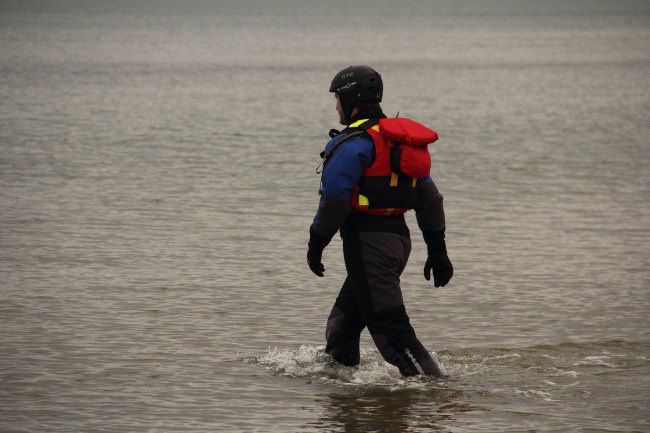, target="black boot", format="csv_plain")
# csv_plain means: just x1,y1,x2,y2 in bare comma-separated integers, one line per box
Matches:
325,337,361,367
396,345,443,378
